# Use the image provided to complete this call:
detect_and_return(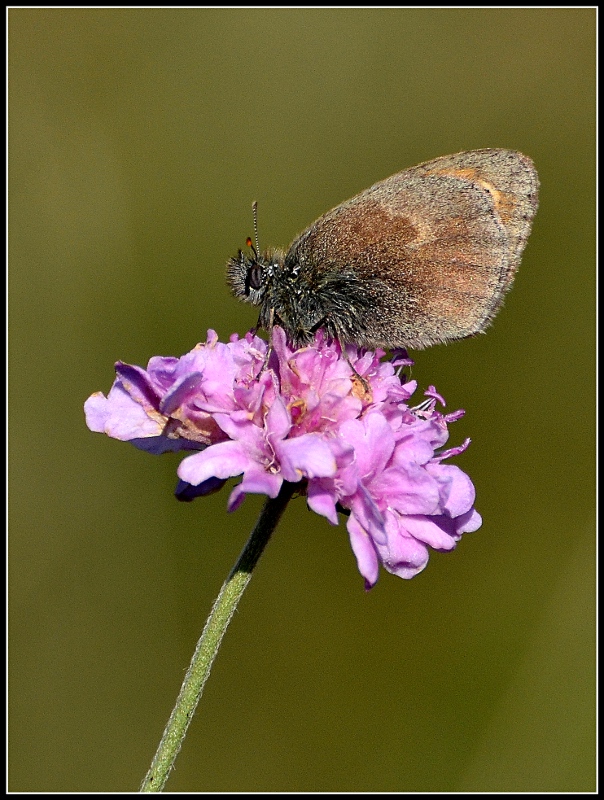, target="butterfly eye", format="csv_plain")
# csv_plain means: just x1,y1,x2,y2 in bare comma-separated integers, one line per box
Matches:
248,264,263,291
